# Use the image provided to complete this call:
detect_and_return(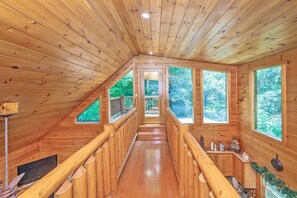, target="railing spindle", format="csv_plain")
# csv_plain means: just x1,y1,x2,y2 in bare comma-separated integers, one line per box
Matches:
95,148,104,198
55,180,73,198
84,155,97,198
